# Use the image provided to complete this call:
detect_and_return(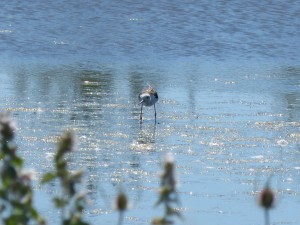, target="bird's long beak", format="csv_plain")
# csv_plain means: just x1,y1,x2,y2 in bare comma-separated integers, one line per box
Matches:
139,100,144,104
